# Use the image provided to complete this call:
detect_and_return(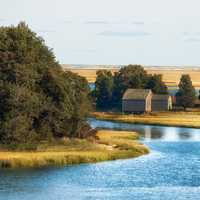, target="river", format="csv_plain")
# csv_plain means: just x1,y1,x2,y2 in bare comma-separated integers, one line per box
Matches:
0,118,200,200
